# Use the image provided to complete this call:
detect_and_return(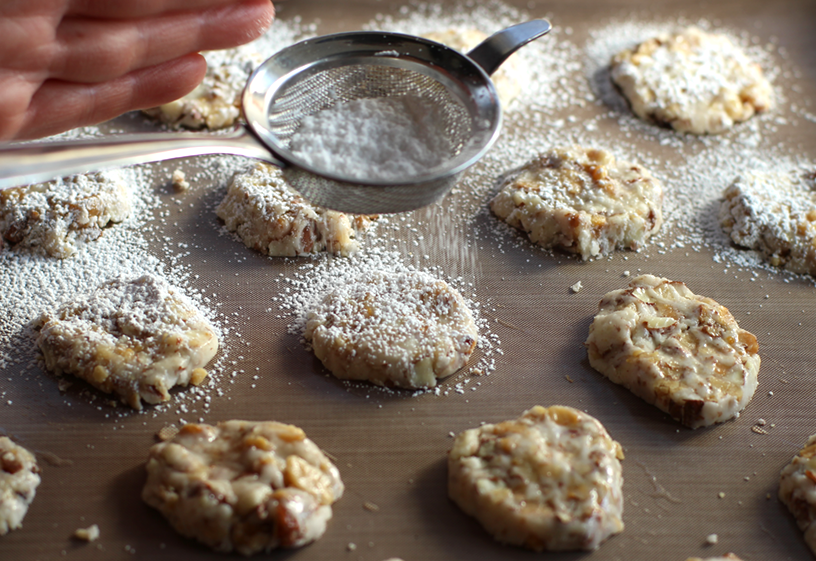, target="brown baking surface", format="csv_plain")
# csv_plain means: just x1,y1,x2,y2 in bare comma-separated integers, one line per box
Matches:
2,0,815,560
